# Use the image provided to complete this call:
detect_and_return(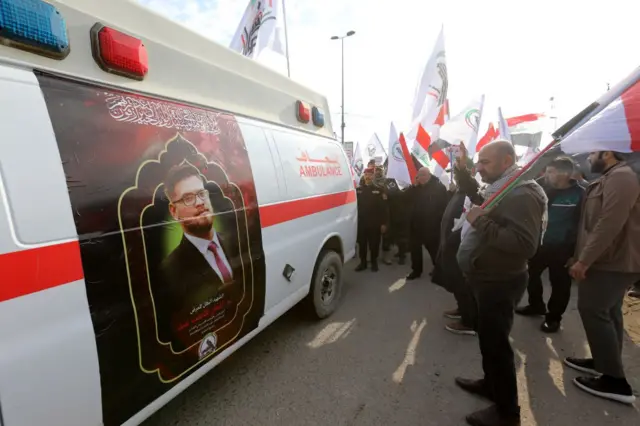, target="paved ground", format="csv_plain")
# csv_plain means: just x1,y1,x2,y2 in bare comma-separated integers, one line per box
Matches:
143,257,640,426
